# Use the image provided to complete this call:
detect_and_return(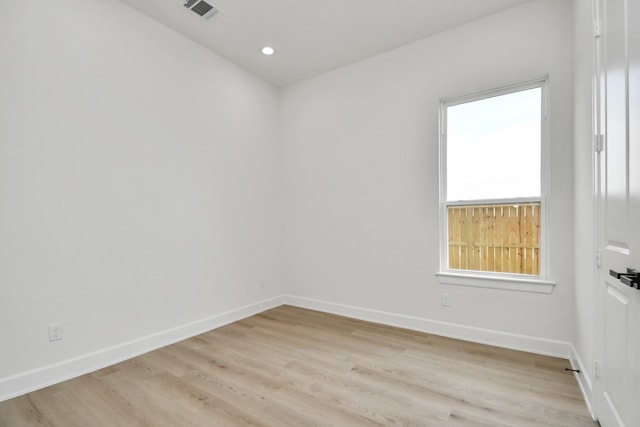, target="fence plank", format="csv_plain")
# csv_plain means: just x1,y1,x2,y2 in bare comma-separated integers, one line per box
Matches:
460,207,468,270
448,208,459,269
486,206,495,272
495,206,505,273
